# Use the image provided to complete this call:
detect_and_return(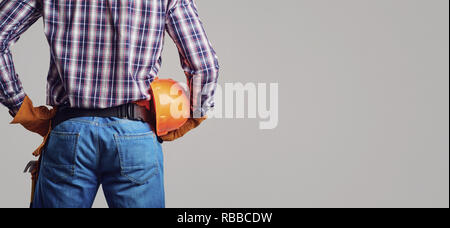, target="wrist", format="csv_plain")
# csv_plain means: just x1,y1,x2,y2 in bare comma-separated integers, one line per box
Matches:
8,109,17,118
